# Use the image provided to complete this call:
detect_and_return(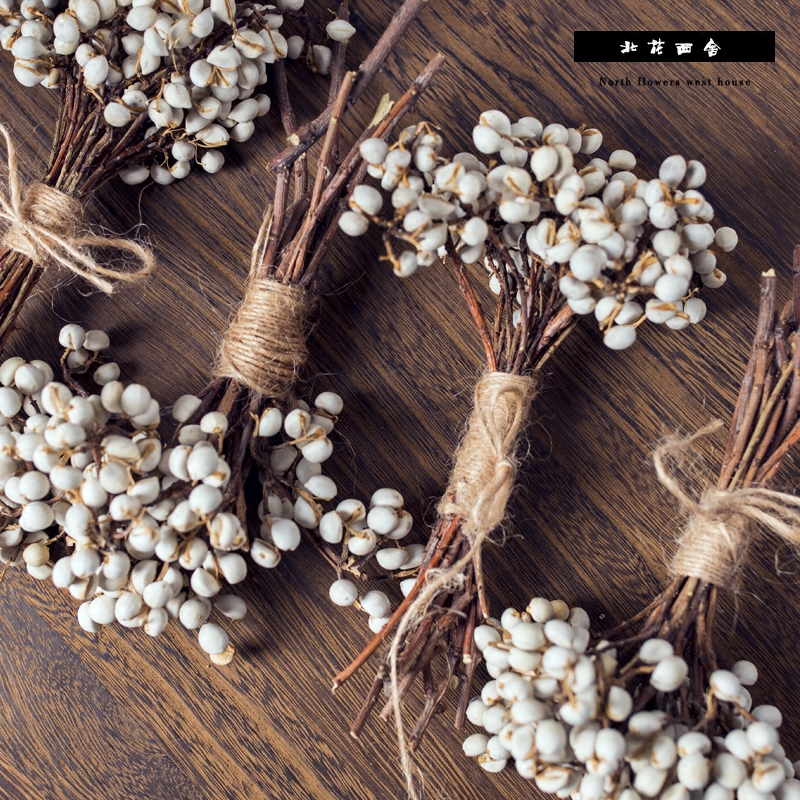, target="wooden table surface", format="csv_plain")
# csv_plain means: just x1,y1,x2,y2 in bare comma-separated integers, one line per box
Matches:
1,1,799,798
